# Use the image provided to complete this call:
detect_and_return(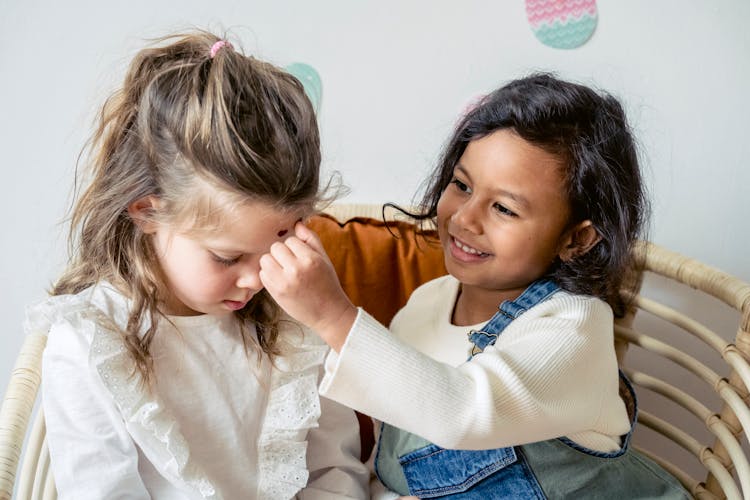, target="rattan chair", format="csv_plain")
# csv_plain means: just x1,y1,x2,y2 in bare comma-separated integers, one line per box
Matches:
0,331,50,500
615,241,750,499
1,205,749,499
